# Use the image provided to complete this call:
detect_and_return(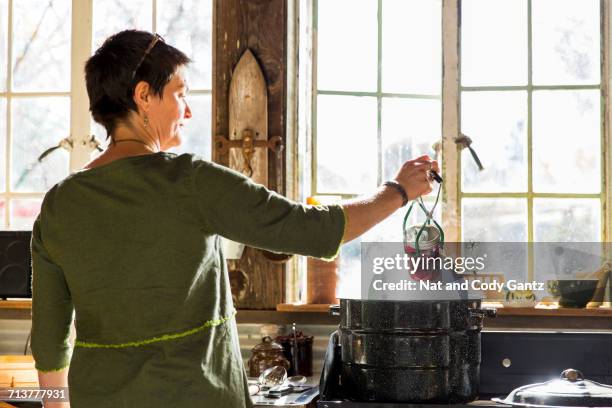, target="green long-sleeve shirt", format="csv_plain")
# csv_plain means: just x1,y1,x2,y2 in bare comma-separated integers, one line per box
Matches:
31,152,345,408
